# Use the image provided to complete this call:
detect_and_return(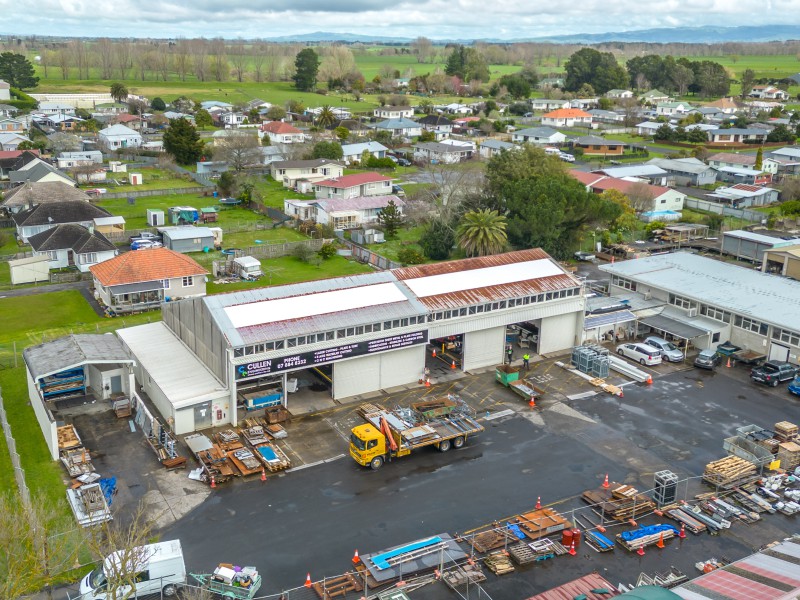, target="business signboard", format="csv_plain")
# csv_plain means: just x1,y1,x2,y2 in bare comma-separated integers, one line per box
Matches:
235,331,428,380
